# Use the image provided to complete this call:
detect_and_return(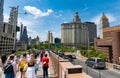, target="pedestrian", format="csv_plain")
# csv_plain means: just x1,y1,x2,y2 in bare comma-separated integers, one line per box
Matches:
0,58,3,78
40,51,44,63
18,53,27,78
11,50,17,61
4,57,14,78
26,55,36,78
1,53,7,66
34,53,39,75
42,54,49,78
26,52,31,62
9,55,17,78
